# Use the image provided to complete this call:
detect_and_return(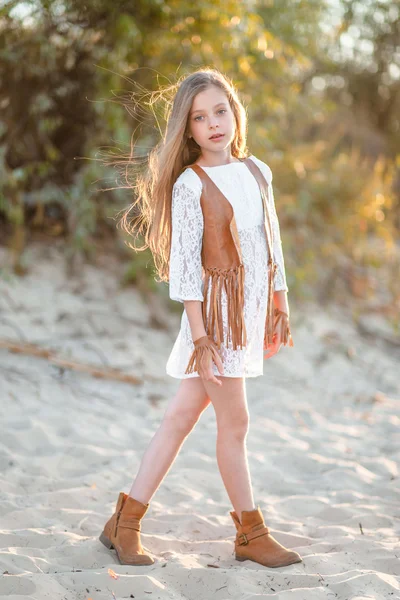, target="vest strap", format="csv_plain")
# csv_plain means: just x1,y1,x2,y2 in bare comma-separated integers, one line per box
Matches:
242,158,277,348
237,526,270,545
